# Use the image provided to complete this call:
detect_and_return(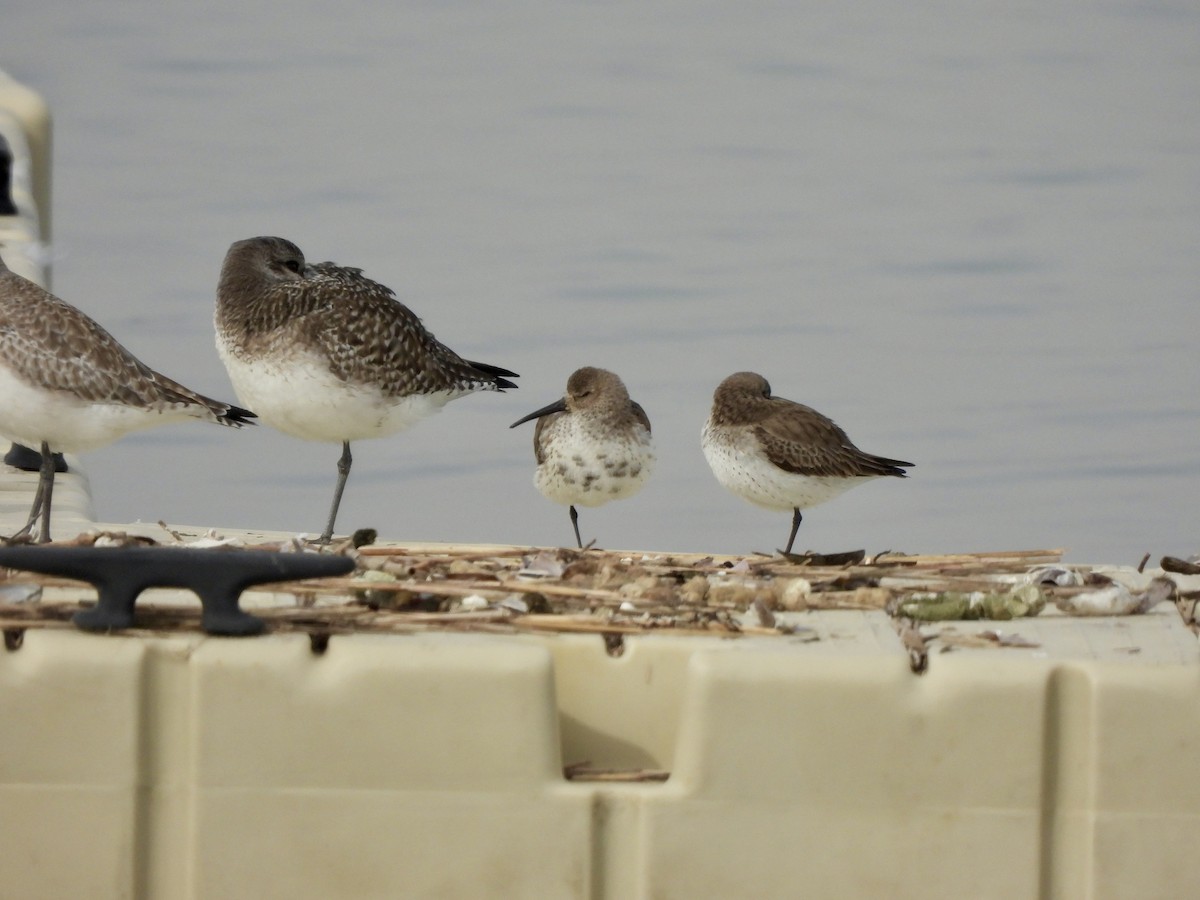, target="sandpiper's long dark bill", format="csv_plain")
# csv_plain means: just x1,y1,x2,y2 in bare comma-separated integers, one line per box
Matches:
214,236,518,543
701,371,912,555
0,249,255,543
510,367,653,549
